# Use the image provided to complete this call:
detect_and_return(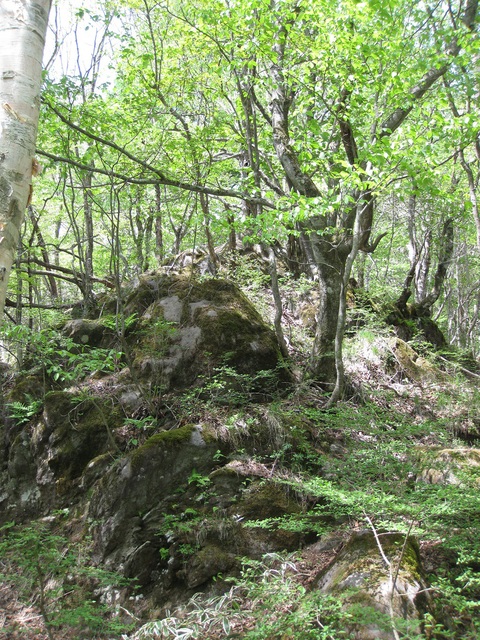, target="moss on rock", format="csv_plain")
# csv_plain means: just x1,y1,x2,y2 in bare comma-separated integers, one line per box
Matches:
62,318,117,348
316,530,428,639
131,424,196,468
39,391,120,492
393,338,446,383
122,274,287,395
6,374,45,404
182,544,236,589
418,447,480,485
